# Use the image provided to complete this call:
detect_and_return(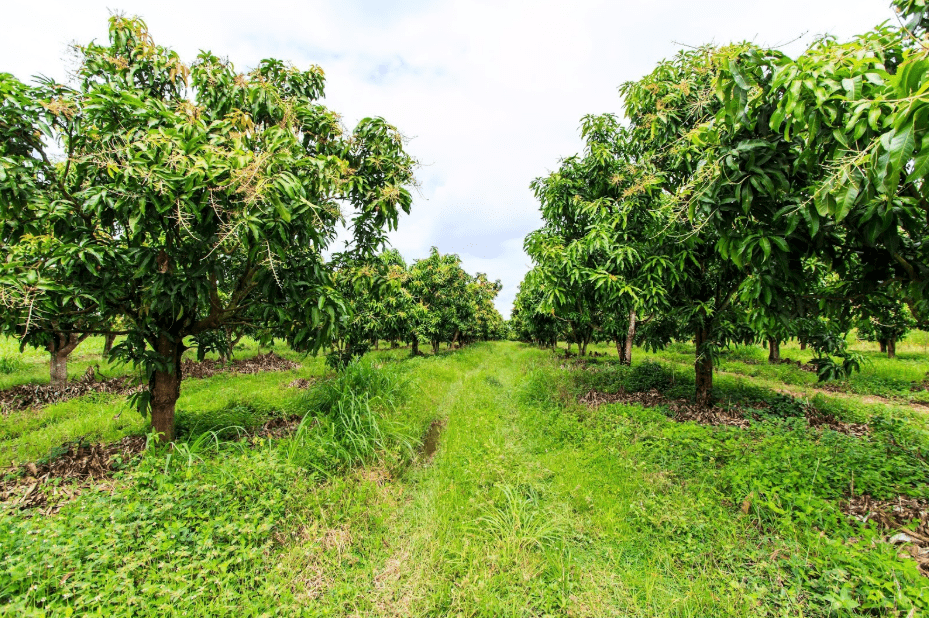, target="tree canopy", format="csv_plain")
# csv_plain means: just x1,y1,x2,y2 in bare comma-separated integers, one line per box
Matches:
0,16,417,440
